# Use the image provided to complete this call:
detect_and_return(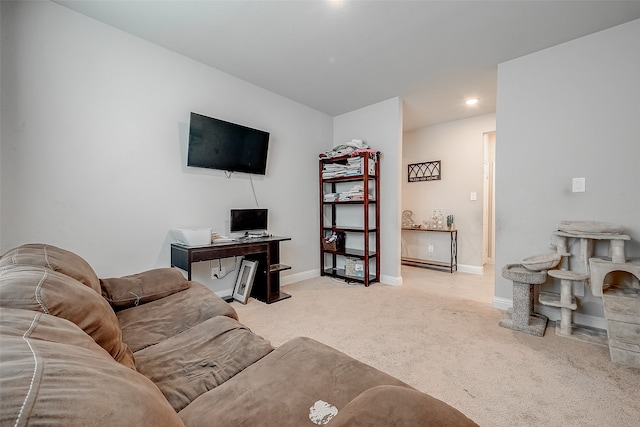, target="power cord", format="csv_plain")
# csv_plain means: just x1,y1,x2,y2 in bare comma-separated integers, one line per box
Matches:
249,174,260,208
